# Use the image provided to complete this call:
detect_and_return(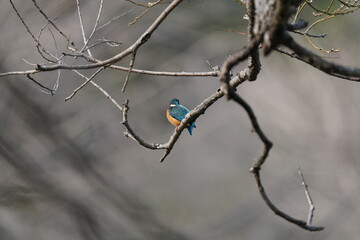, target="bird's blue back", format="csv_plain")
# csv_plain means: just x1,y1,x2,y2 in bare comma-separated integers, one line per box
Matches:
168,98,196,135
168,105,190,121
